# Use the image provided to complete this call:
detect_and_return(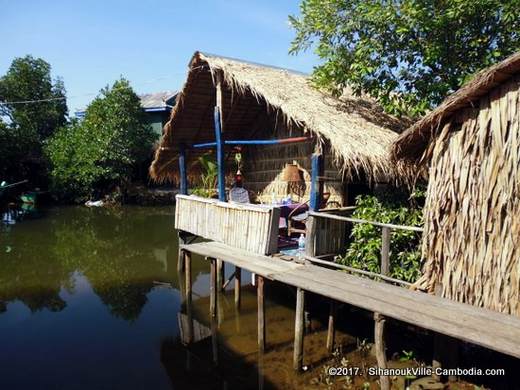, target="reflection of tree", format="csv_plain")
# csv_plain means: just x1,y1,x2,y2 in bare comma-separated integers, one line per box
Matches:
0,206,178,321
50,206,177,321
0,213,74,312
